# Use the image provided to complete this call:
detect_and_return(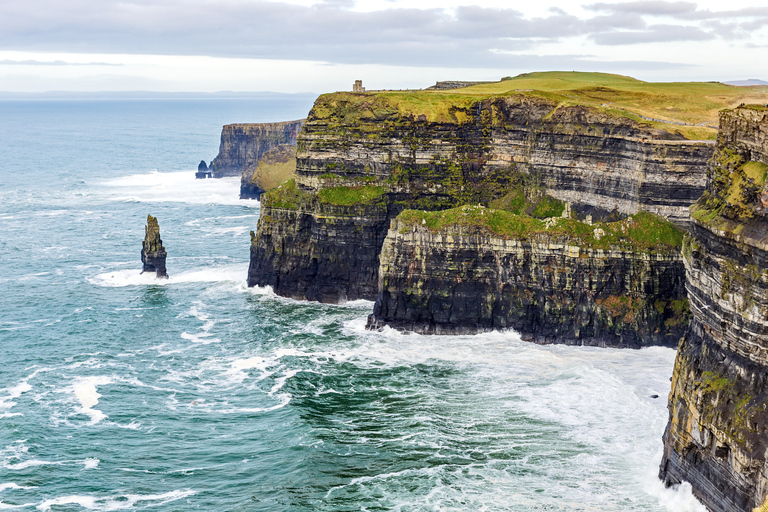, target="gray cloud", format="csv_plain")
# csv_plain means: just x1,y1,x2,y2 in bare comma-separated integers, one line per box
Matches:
593,24,714,45
0,0,763,68
0,59,121,66
586,2,698,16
